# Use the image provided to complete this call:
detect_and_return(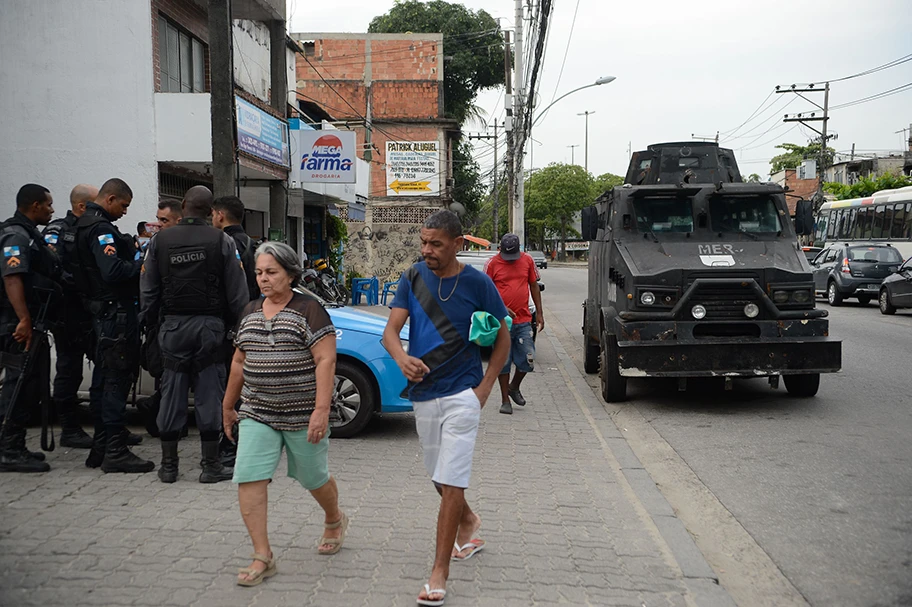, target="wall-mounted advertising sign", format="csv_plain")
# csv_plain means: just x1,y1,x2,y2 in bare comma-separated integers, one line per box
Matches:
235,96,289,167
294,130,357,183
385,141,440,196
